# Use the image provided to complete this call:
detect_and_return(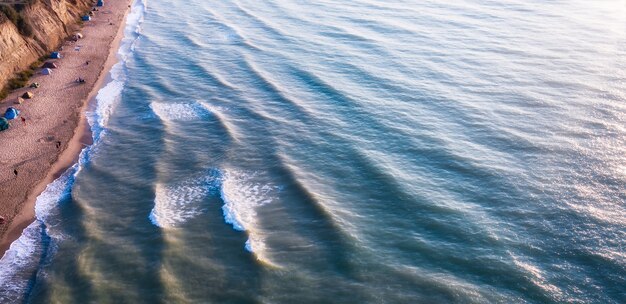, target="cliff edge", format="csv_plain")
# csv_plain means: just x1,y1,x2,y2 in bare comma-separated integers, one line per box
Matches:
0,0,94,90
